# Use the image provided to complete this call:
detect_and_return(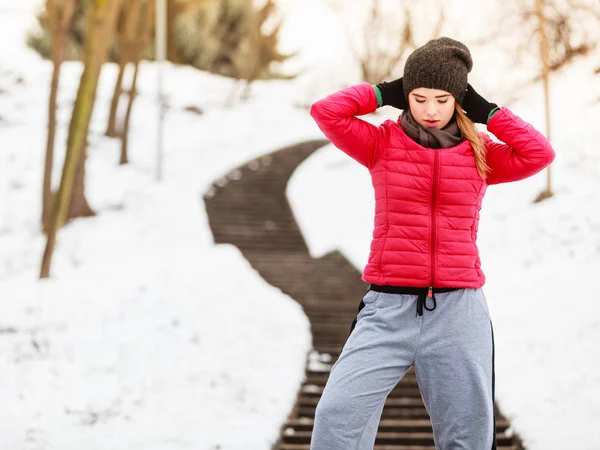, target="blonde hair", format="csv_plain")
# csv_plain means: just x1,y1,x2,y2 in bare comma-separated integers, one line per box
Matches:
455,105,489,179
